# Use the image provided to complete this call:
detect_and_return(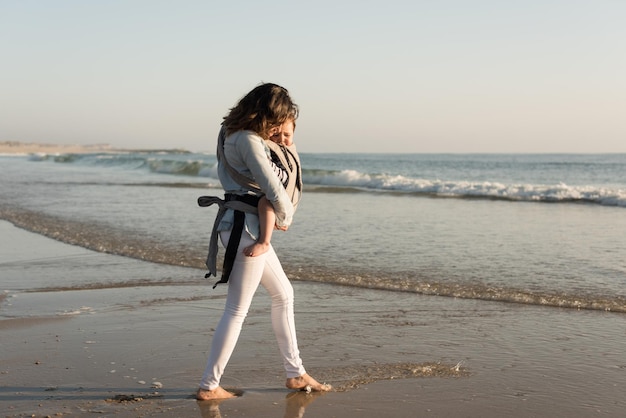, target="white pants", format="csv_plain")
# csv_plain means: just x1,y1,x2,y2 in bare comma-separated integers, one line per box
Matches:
199,230,306,390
